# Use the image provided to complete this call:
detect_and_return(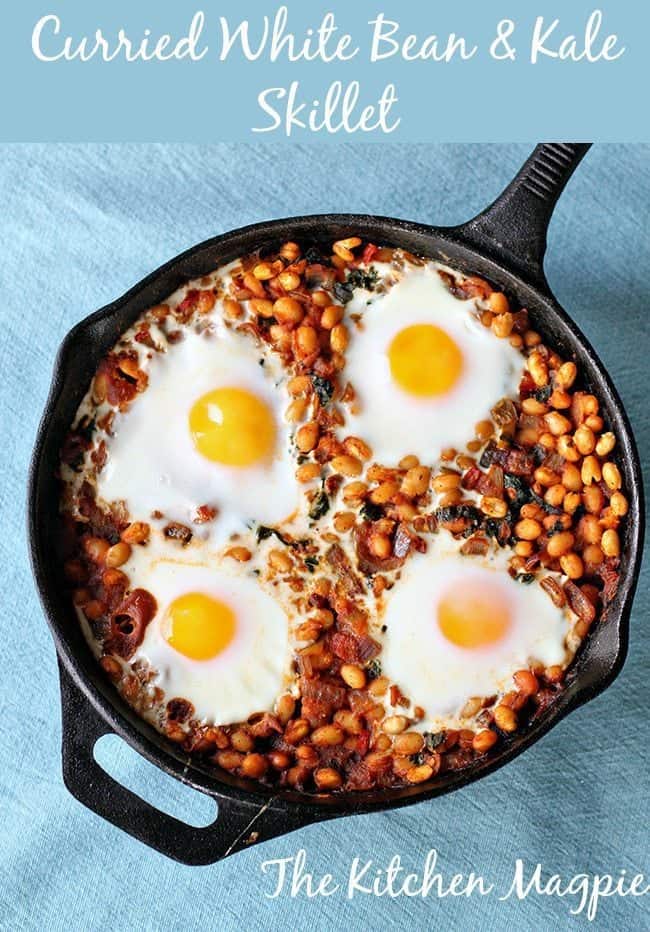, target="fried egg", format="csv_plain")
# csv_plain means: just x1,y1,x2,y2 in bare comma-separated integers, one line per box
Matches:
343,264,524,464
128,551,291,724
380,541,571,731
96,321,298,547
